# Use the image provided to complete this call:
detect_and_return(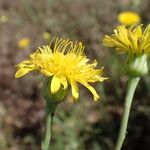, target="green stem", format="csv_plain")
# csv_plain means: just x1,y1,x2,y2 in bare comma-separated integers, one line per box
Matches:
115,77,140,150
42,102,56,150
